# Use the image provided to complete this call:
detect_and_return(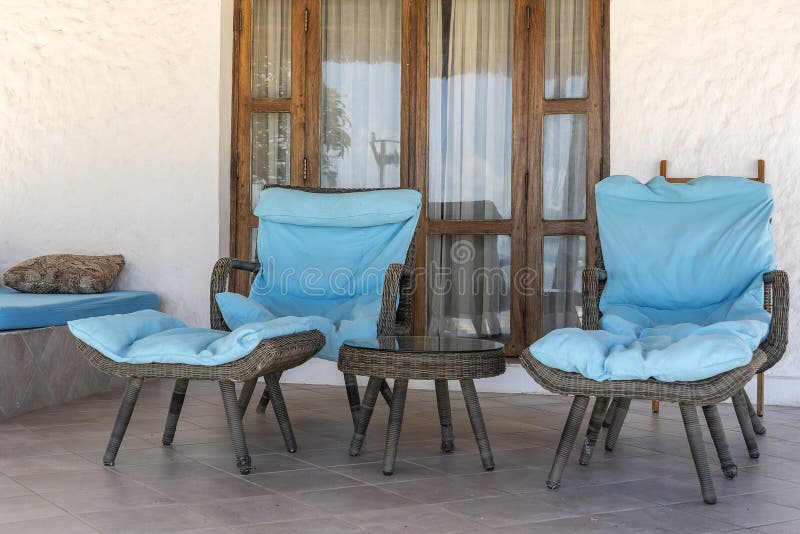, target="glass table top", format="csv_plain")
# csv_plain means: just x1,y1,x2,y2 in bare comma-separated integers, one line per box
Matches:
343,336,504,353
